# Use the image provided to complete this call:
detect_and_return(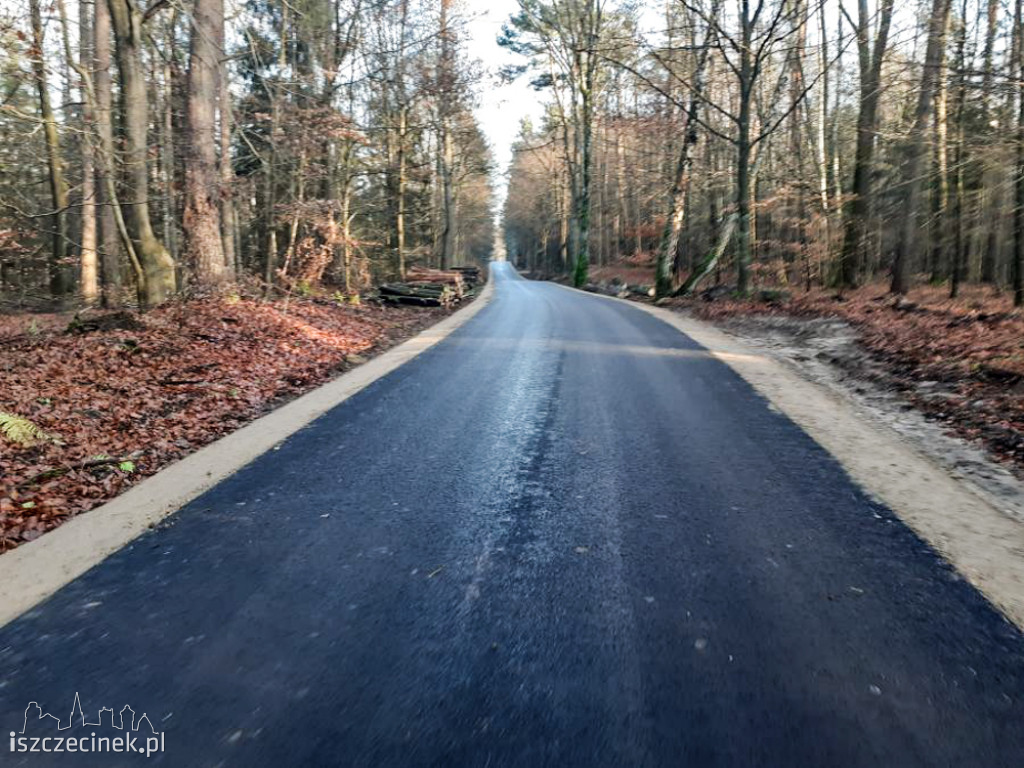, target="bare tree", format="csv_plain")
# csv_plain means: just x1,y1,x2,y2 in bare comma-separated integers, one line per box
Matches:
1015,0,1024,306
107,0,177,305
836,0,895,288
183,0,227,284
655,0,719,297
75,0,99,303
94,0,120,305
890,0,952,294
503,0,606,287
29,0,70,298
438,0,457,269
